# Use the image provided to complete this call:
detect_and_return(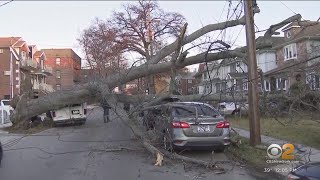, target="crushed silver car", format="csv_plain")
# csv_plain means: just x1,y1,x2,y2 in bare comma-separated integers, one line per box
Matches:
143,102,231,152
